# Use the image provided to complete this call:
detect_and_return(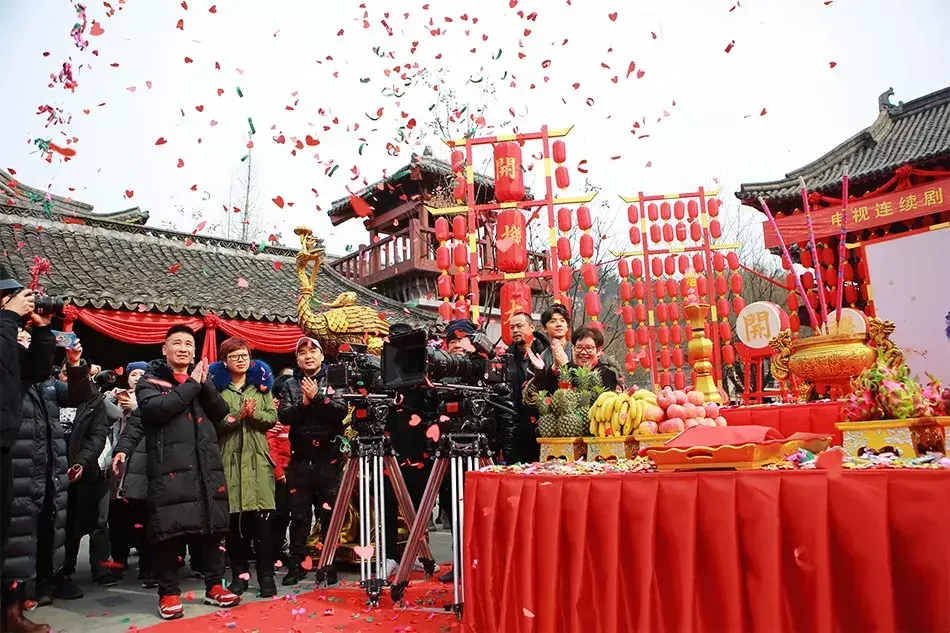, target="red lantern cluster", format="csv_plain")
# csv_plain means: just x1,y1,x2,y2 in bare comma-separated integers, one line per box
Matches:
434,215,471,322
450,150,467,204
552,140,570,190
